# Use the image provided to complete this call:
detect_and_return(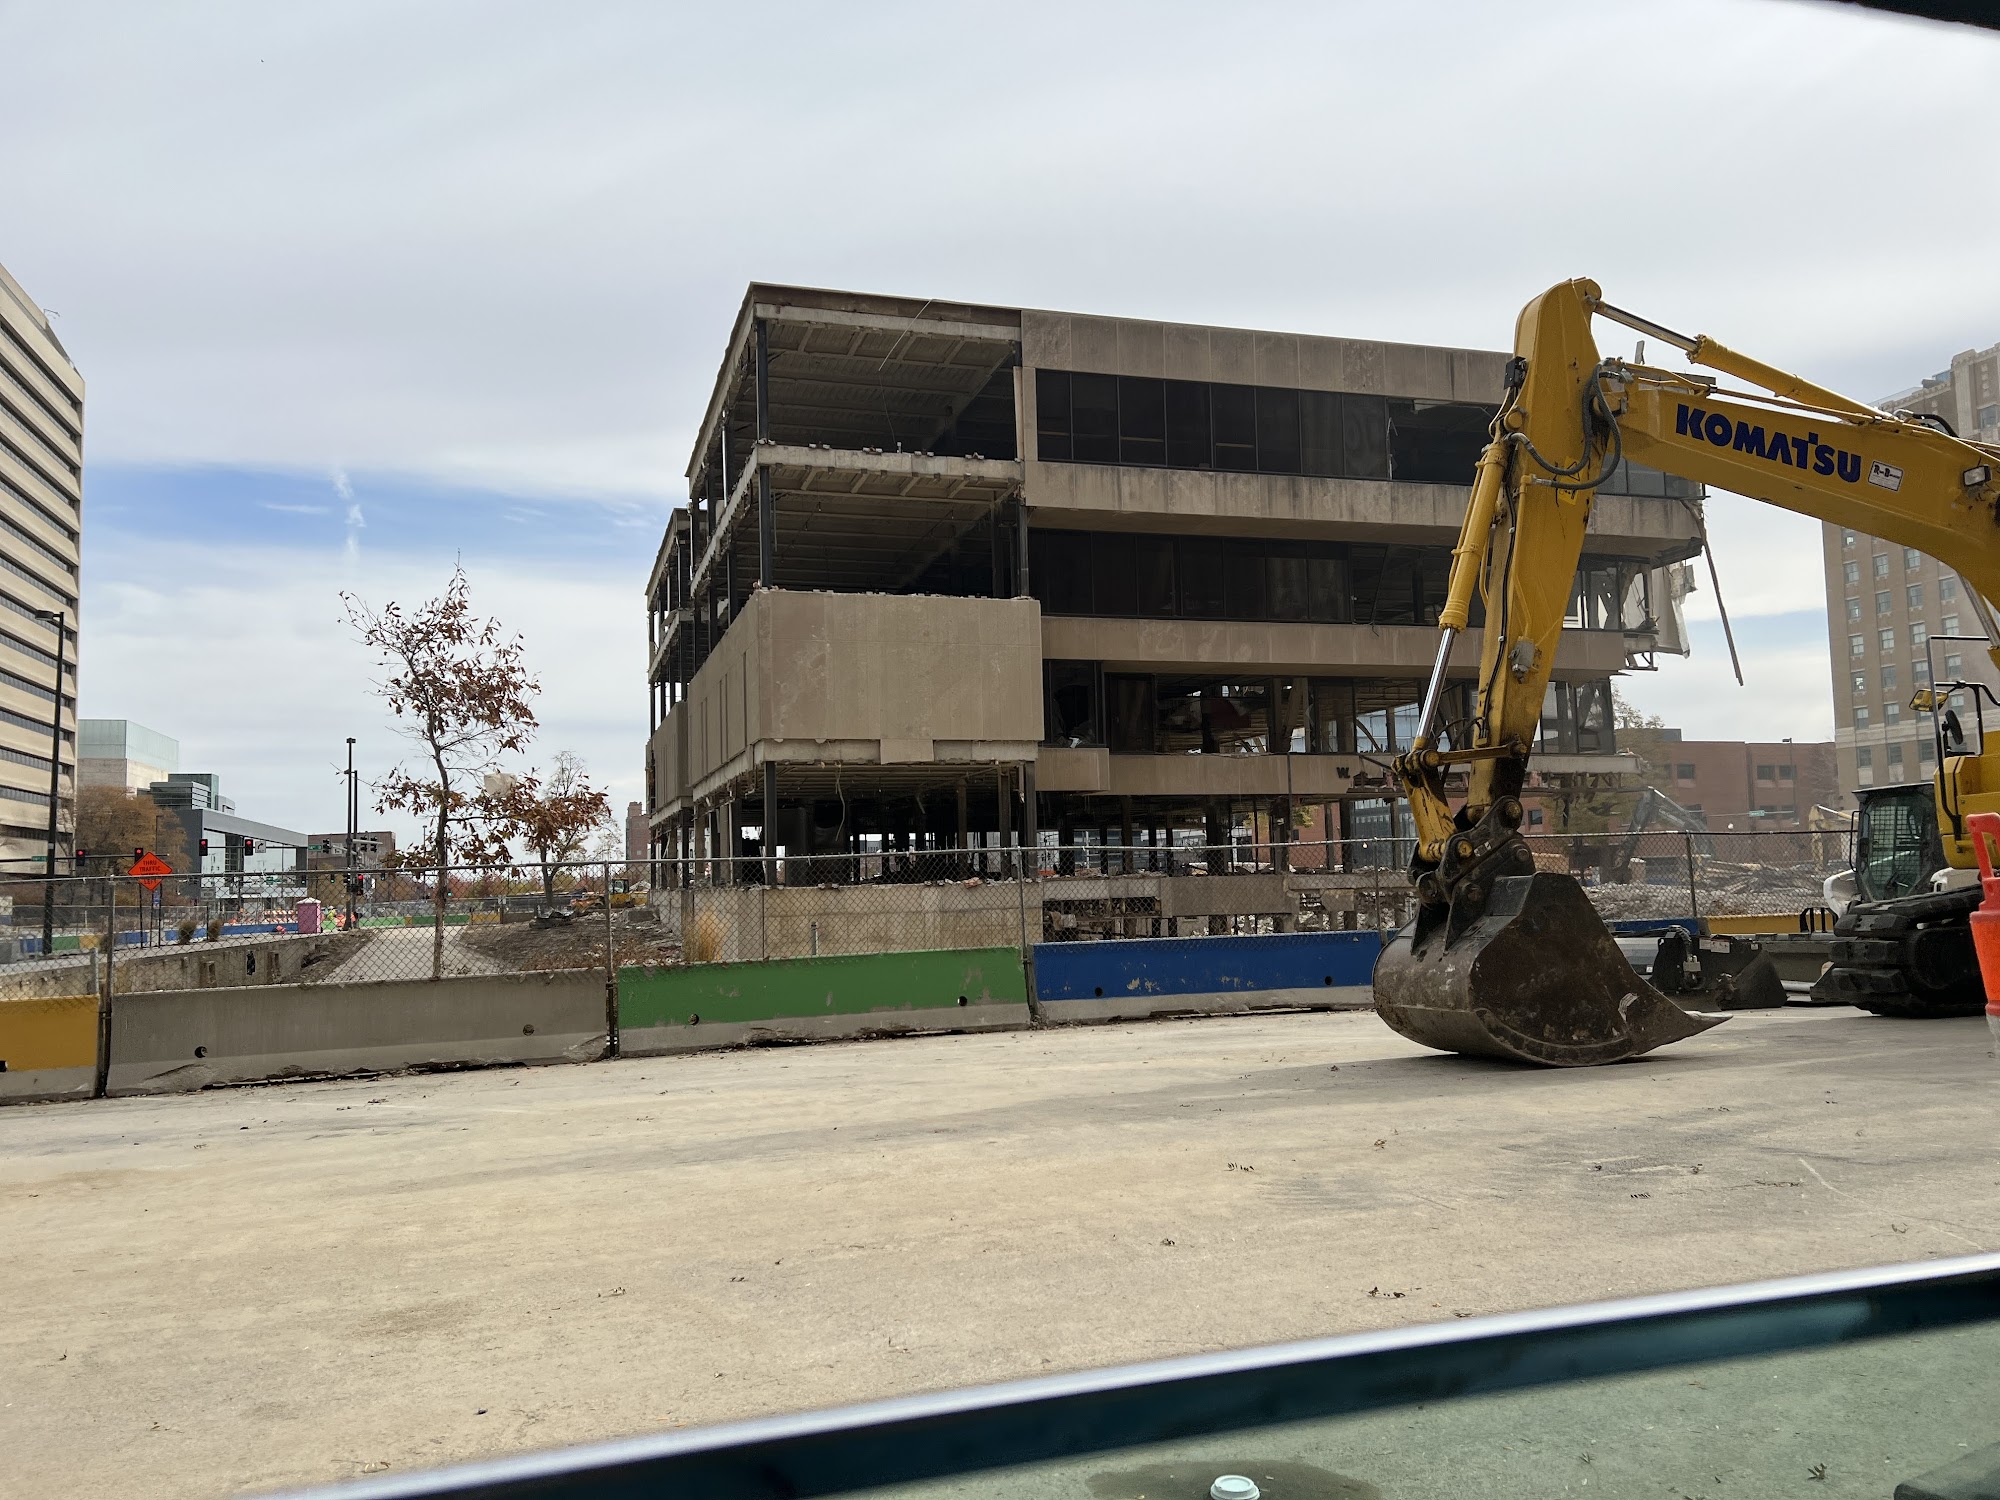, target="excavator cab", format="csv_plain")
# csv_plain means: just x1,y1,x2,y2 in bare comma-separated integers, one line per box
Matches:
1851,783,1946,903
